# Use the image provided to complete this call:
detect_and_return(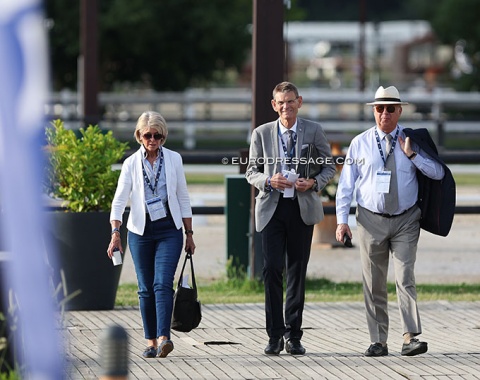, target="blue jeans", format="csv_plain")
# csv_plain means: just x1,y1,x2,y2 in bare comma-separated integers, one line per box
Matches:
128,215,183,339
